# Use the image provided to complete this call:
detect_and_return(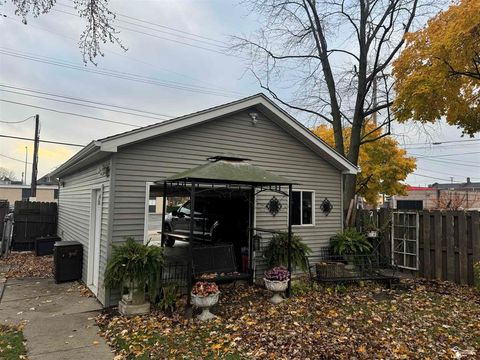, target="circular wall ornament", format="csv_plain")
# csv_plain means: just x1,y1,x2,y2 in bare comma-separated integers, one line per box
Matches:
266,196,282,216
320,198,333,216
